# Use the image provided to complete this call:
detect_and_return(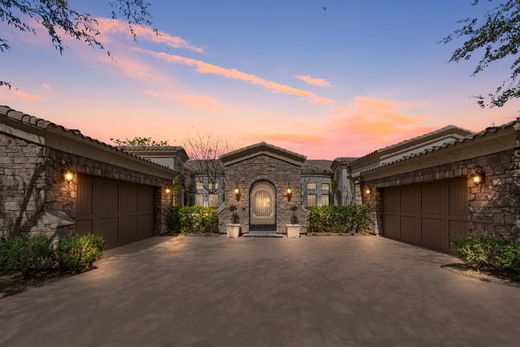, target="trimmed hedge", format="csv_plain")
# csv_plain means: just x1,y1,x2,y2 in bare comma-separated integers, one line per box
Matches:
177,206,219,234
0,233,105,277
453,235,520,272
308,205,370,234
